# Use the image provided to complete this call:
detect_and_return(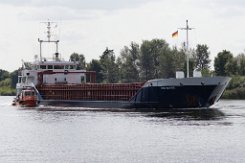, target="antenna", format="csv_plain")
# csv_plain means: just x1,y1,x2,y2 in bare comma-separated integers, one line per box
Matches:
38,20,59,62
179,20,194,78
